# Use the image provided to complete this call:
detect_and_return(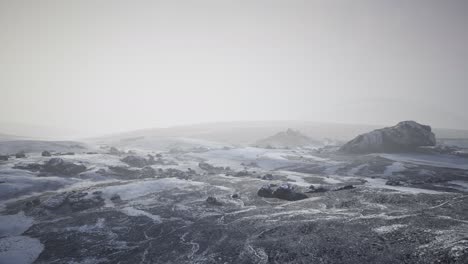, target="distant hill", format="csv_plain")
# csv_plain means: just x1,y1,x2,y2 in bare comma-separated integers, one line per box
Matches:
253,129,322,148
0,140,90,154
90,121,468,147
